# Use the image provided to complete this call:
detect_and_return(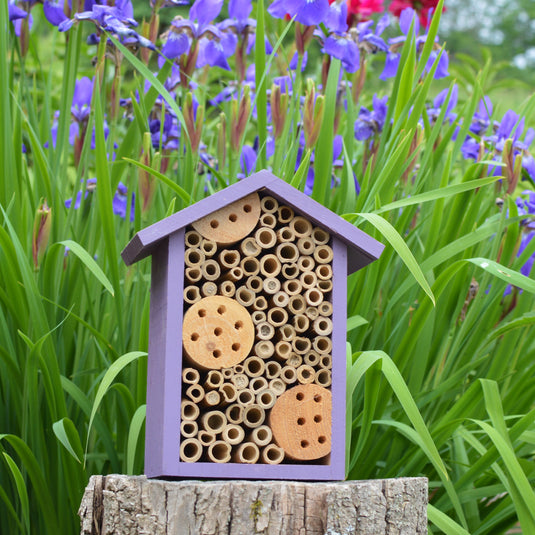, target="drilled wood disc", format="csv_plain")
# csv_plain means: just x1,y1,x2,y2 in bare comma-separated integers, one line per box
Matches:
183,296,254,370
191,193,261,245
270,384,331,461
